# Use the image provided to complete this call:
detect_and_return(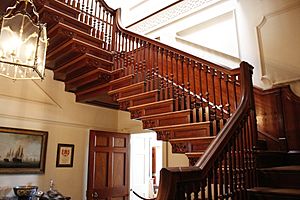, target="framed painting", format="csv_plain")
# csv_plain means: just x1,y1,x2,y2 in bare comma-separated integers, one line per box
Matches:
56,143,74,167
0,127,48,174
